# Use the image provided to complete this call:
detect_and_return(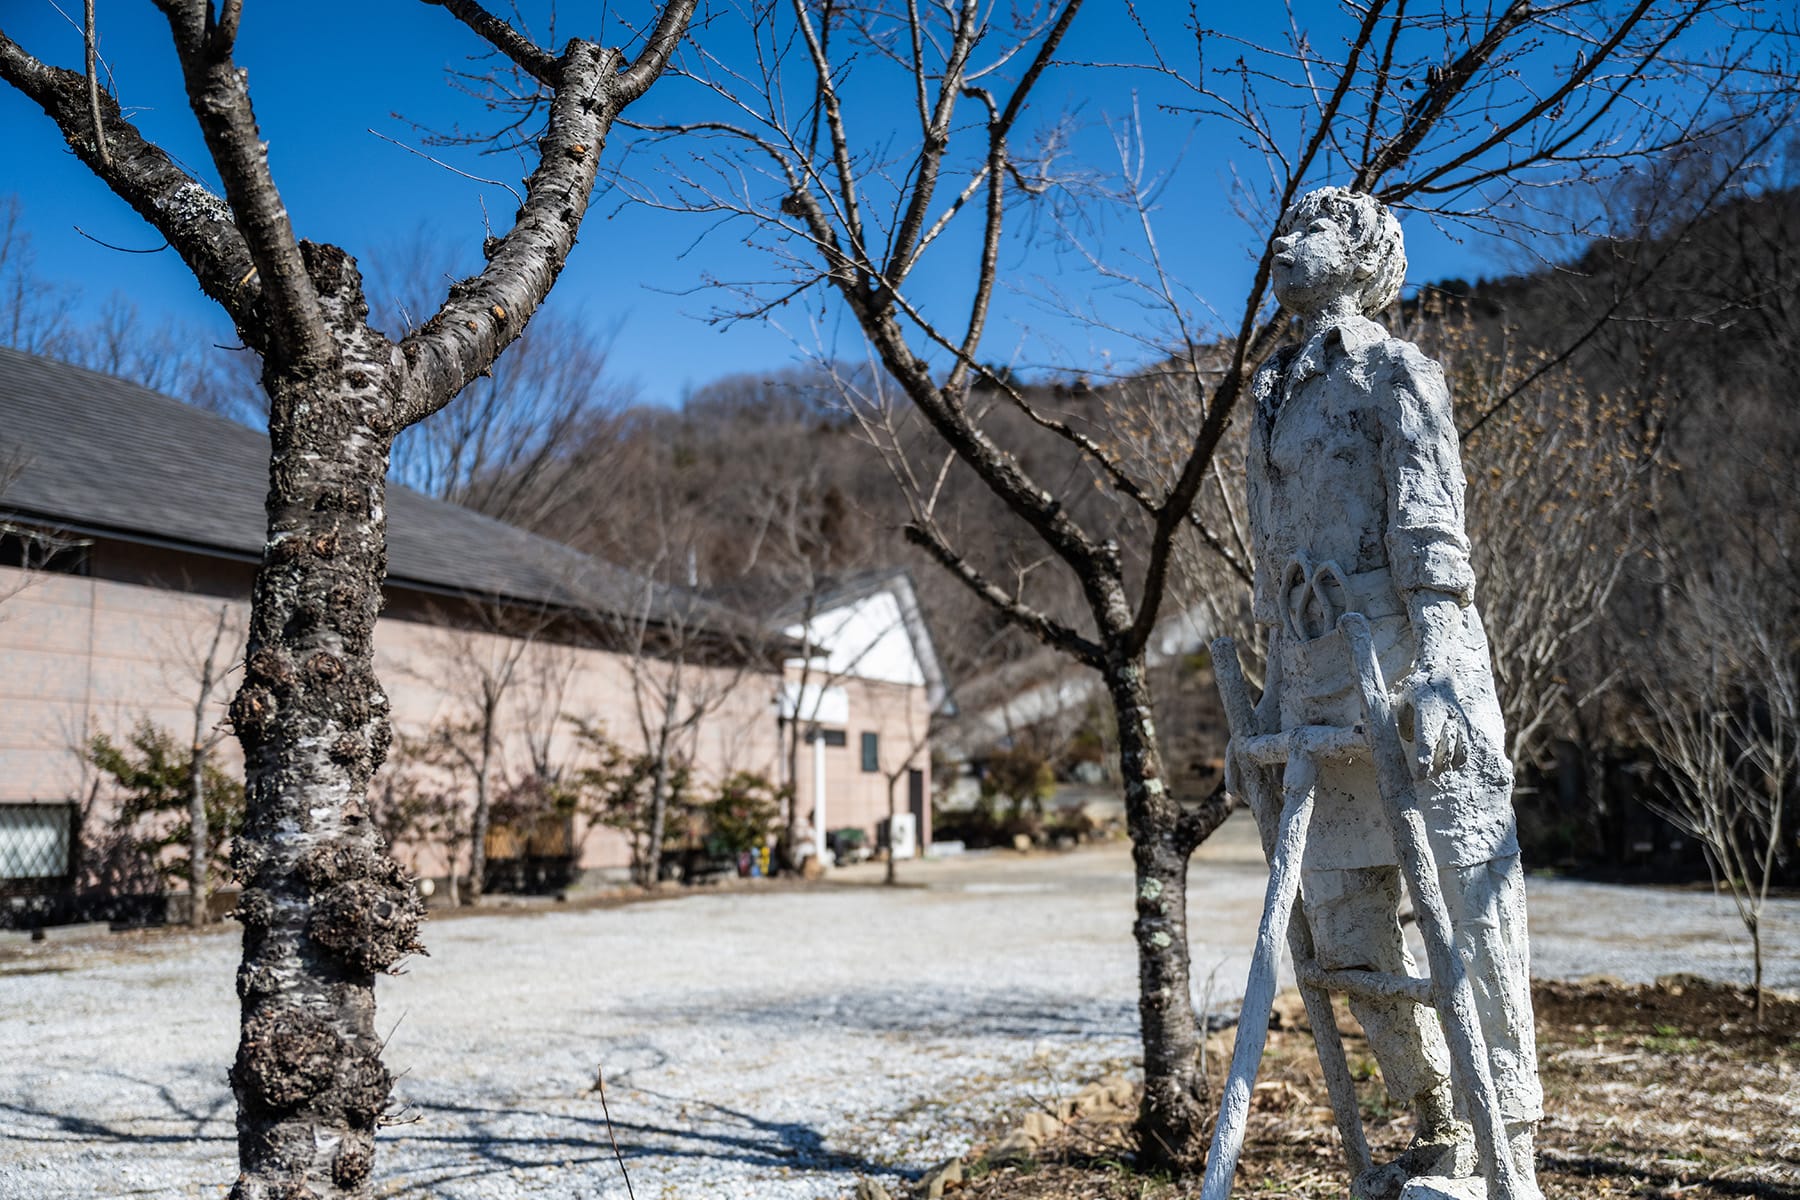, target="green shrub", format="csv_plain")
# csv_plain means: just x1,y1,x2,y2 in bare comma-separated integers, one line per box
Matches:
88,721,242,893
